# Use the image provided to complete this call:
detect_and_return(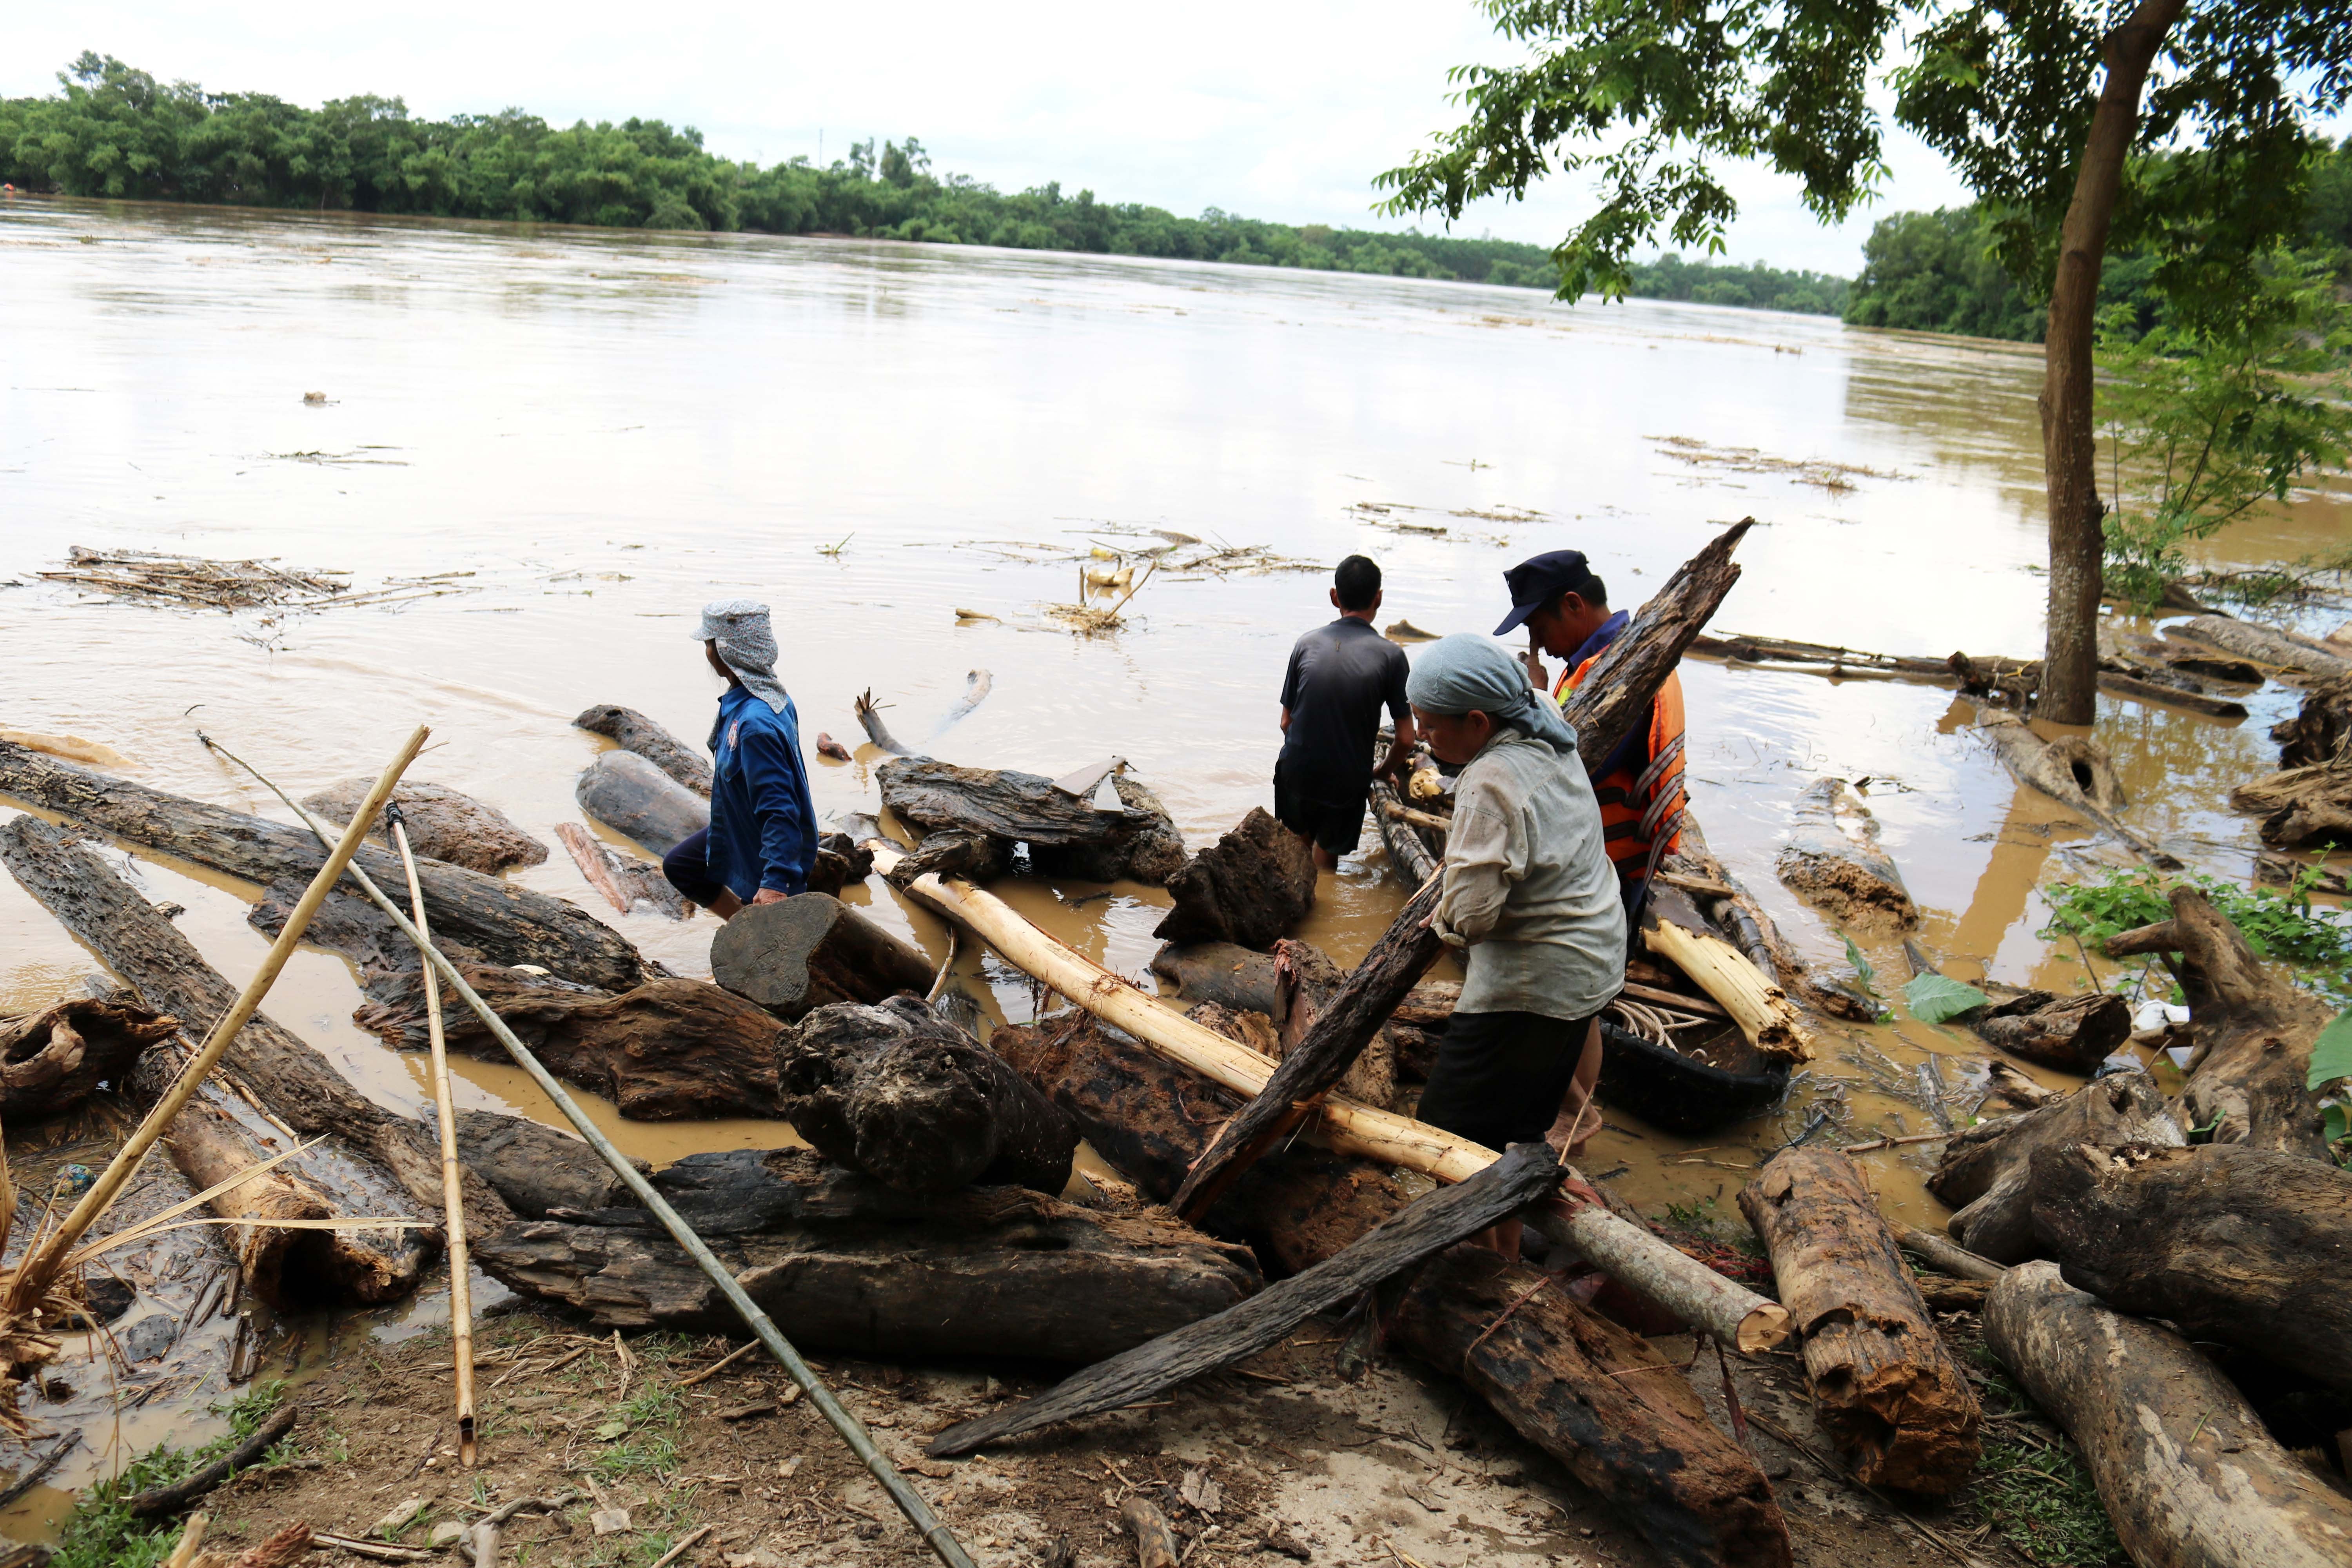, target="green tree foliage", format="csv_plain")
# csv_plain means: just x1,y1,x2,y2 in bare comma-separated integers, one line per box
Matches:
0,53,1852,316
